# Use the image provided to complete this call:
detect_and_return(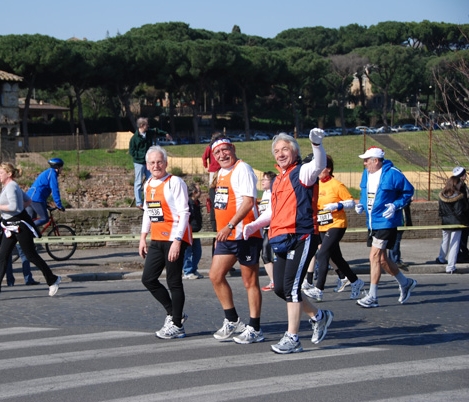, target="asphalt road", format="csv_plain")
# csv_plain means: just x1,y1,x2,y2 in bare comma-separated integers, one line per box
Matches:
0,268,468,401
